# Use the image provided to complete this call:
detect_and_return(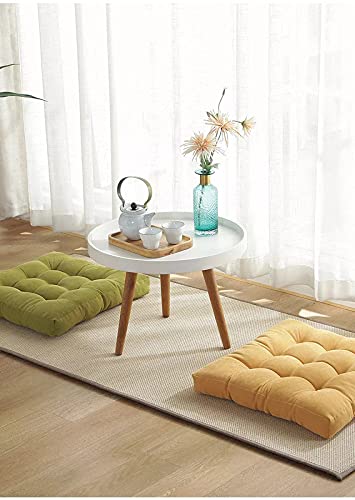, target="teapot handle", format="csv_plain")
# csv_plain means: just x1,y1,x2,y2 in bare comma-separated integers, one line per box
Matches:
116,176,153,208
